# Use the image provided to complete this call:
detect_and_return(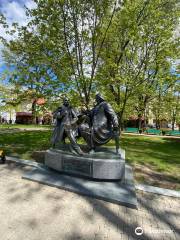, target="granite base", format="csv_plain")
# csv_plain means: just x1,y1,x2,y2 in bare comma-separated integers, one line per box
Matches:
22,164,137,209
